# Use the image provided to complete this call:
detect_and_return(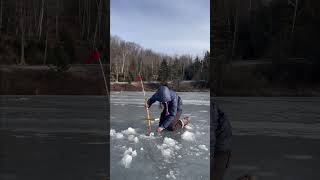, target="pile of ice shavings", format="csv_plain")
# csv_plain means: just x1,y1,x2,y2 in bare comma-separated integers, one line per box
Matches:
121,147,137,168
110,128,141,143
121,127,136,135
181,131,195,141
157,137,181,162
110,129,124,139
